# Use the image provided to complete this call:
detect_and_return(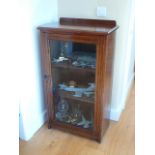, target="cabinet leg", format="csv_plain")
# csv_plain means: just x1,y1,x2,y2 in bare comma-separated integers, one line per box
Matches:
96,137,102,143
47,119,52,129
